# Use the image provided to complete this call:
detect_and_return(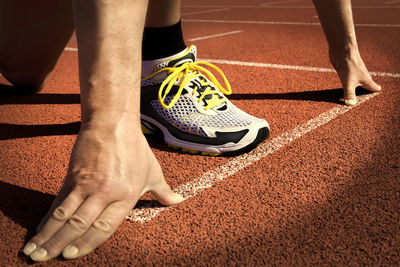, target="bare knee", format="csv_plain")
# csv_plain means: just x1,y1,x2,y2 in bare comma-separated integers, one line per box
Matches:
0,0,74,93
1,64,50,93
